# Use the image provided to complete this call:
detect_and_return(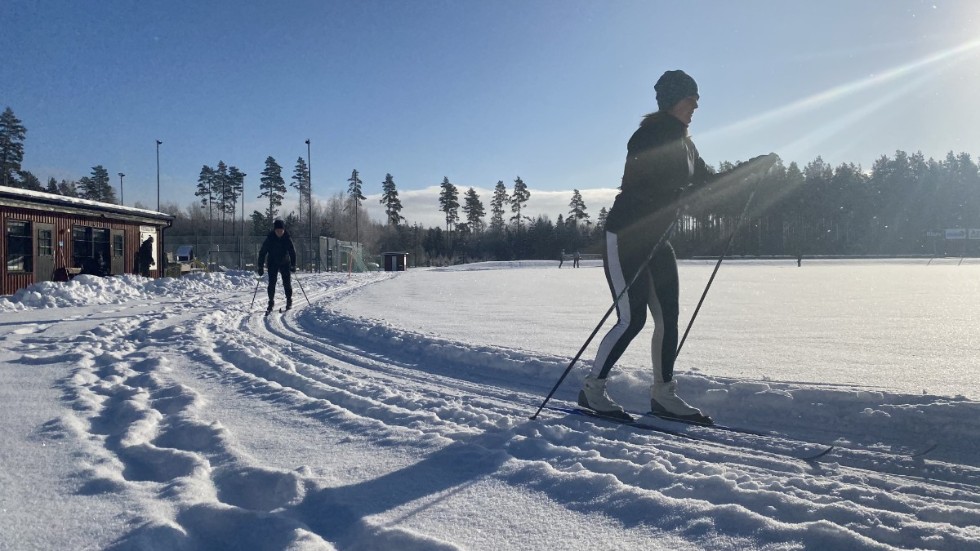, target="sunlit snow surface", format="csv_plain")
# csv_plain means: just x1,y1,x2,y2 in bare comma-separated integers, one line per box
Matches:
1,260,979,550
